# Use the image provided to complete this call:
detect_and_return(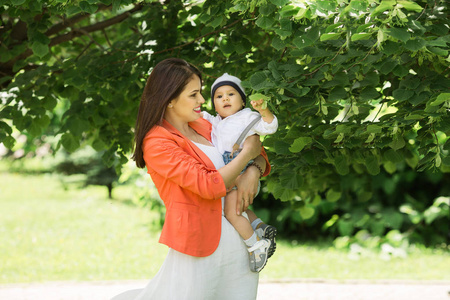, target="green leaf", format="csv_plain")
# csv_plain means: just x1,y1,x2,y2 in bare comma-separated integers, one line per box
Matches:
334,155,349,175
249,93,269,109
259,3,277,16
400,77,420,89
92,138,108,151
384,149,404,163
255,16,275,29
270,0,290,6
31,42,49,58
299,205,315,220
2,136,15,149
31,31,51,45
337,219,354,236
328,87,347,101
34,115,51,129
423,205,446,225
289,137,313,153
249,93,269,102
381,40,400,56
371,0,396,16
366,124,382,134
249,72,268,90
326,189,342,202
384,161,397,174
408,93,427,106
397,0,423,12
365,155,380,175
271,36,286,50
220,39,234,54
427,46,448,57
393,65,409,78
387,27,410,43
210,15,223,28
320,32,342,41
79,1,98,14
279,5,299,18
0,121,12,135
430,93,450,106
360,87,380,100
293,36,313,49
404,39,426,51
61,133,80,152
67,117,90,136
11,0,26,5
351,32,373,41
380,60,398,75
273,140,291,155
335,124,351,134
404,113,425,120
280,172,303,189
393,89,414,101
